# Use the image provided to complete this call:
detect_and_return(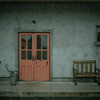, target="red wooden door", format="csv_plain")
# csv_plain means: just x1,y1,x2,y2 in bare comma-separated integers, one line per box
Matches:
35,33,50,81
19,33,49,81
